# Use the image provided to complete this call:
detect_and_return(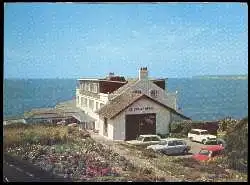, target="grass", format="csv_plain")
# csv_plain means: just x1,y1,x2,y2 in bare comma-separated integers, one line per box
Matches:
3,123,71,149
